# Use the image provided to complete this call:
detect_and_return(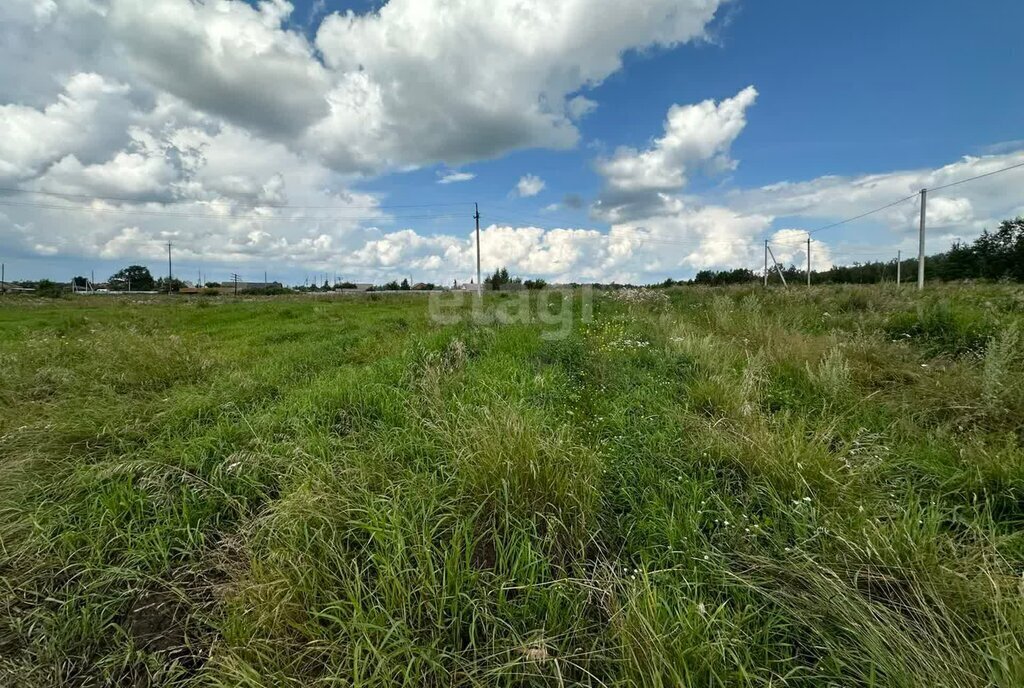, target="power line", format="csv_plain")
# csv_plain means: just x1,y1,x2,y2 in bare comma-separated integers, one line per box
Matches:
0,185,474,211
807,193,920,235
0,198,468,222
806,158,1024,235
927,159,1024,193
